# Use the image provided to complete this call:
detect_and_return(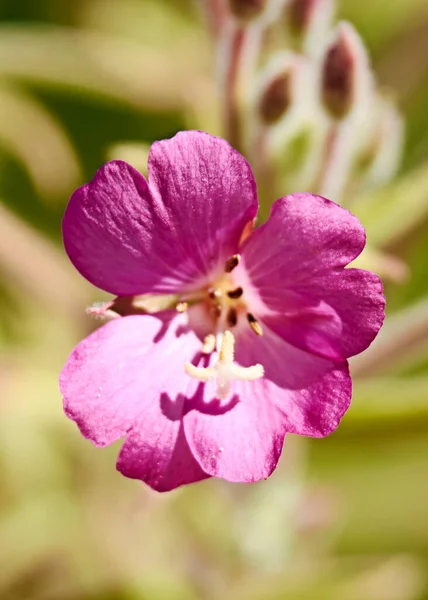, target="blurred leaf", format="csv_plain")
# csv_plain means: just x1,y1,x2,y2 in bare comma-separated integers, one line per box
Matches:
107,142,150,176
79,0,196,48
0,24,208,111
0,200,90,318
350,376,428,425
351,296,428,376
0,492,79,592
339,0,428,55
309,430,428,555
351,162,428,247
0,83,81,201
351,245,409,283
